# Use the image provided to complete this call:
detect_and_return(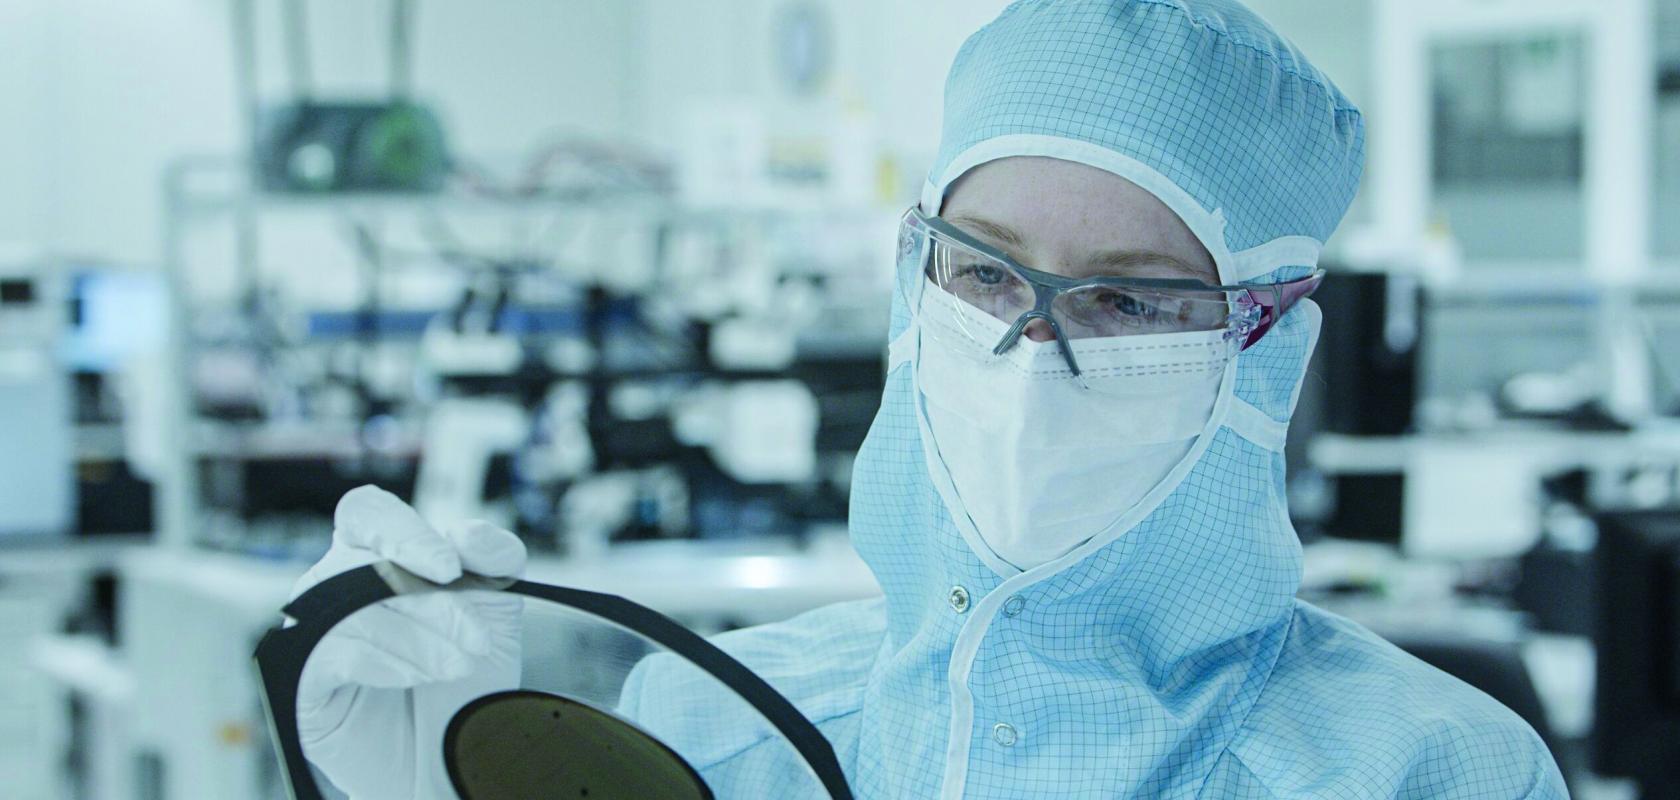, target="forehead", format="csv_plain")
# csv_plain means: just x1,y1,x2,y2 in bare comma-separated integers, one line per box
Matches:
938,157,1215,277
